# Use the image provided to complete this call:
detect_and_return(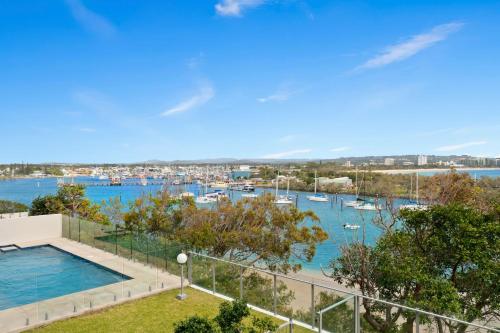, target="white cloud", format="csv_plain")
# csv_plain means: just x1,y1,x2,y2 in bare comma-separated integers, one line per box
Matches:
330,146,350,152
278,135,295,143
79,127,96,133
262,149,312,159
161,83,215,116
65,0,116,37
215,0,265,17
257,91,291,103
435,141,487,152
356,22,463,71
